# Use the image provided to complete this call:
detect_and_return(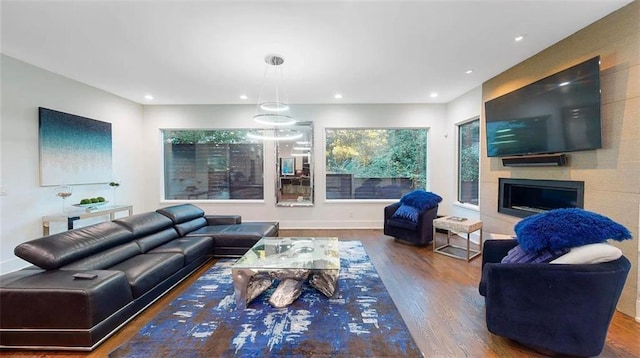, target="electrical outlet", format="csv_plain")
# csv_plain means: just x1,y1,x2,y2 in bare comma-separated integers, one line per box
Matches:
0,185,7,196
